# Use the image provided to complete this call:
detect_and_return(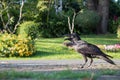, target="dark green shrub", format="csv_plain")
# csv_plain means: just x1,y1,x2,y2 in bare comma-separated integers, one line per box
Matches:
75,10,100,34
17,21,39,39
40,19,68,38
36,8,68,38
